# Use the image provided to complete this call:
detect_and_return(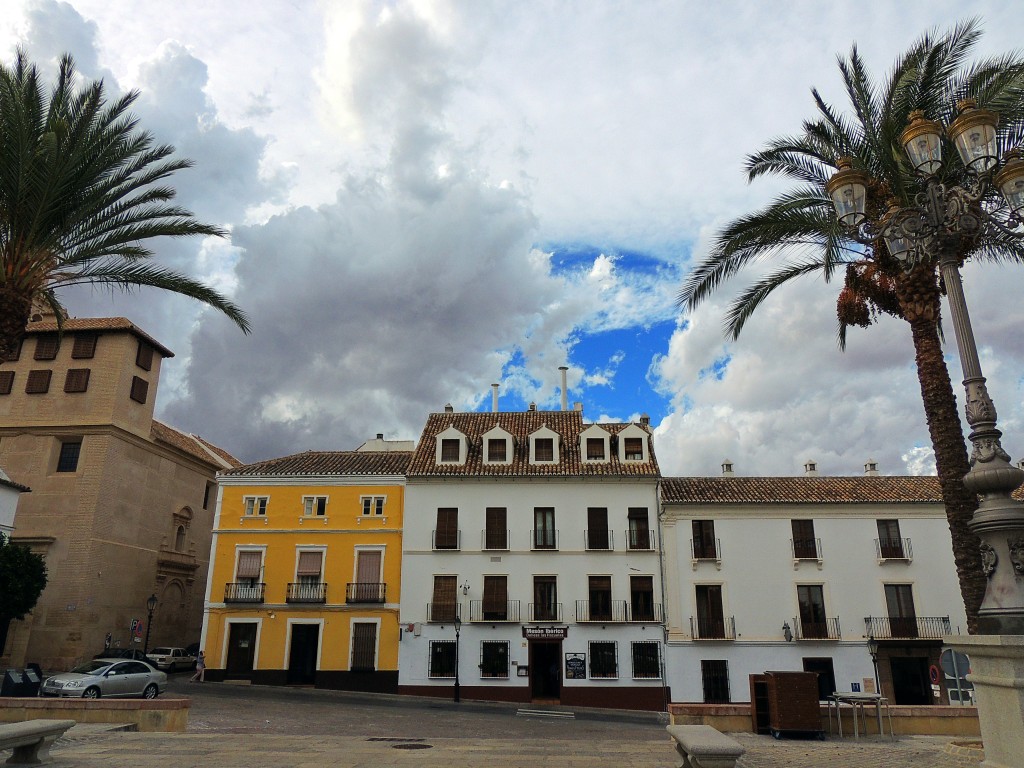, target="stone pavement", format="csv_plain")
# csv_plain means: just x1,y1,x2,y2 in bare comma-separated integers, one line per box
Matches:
40,724,977,768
